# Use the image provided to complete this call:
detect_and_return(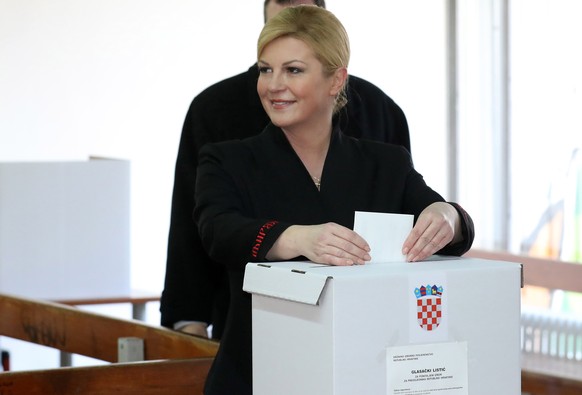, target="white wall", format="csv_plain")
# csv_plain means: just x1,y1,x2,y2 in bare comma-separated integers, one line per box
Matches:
0,0,447,295
0,0,263,293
